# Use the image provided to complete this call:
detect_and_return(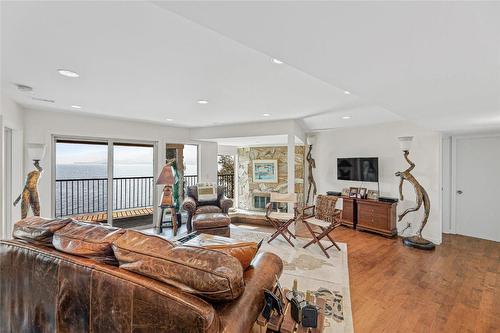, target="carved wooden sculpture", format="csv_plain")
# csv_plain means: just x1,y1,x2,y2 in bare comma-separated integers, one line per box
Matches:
306,144,317,204
395,150,435,249
14,161,43,219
